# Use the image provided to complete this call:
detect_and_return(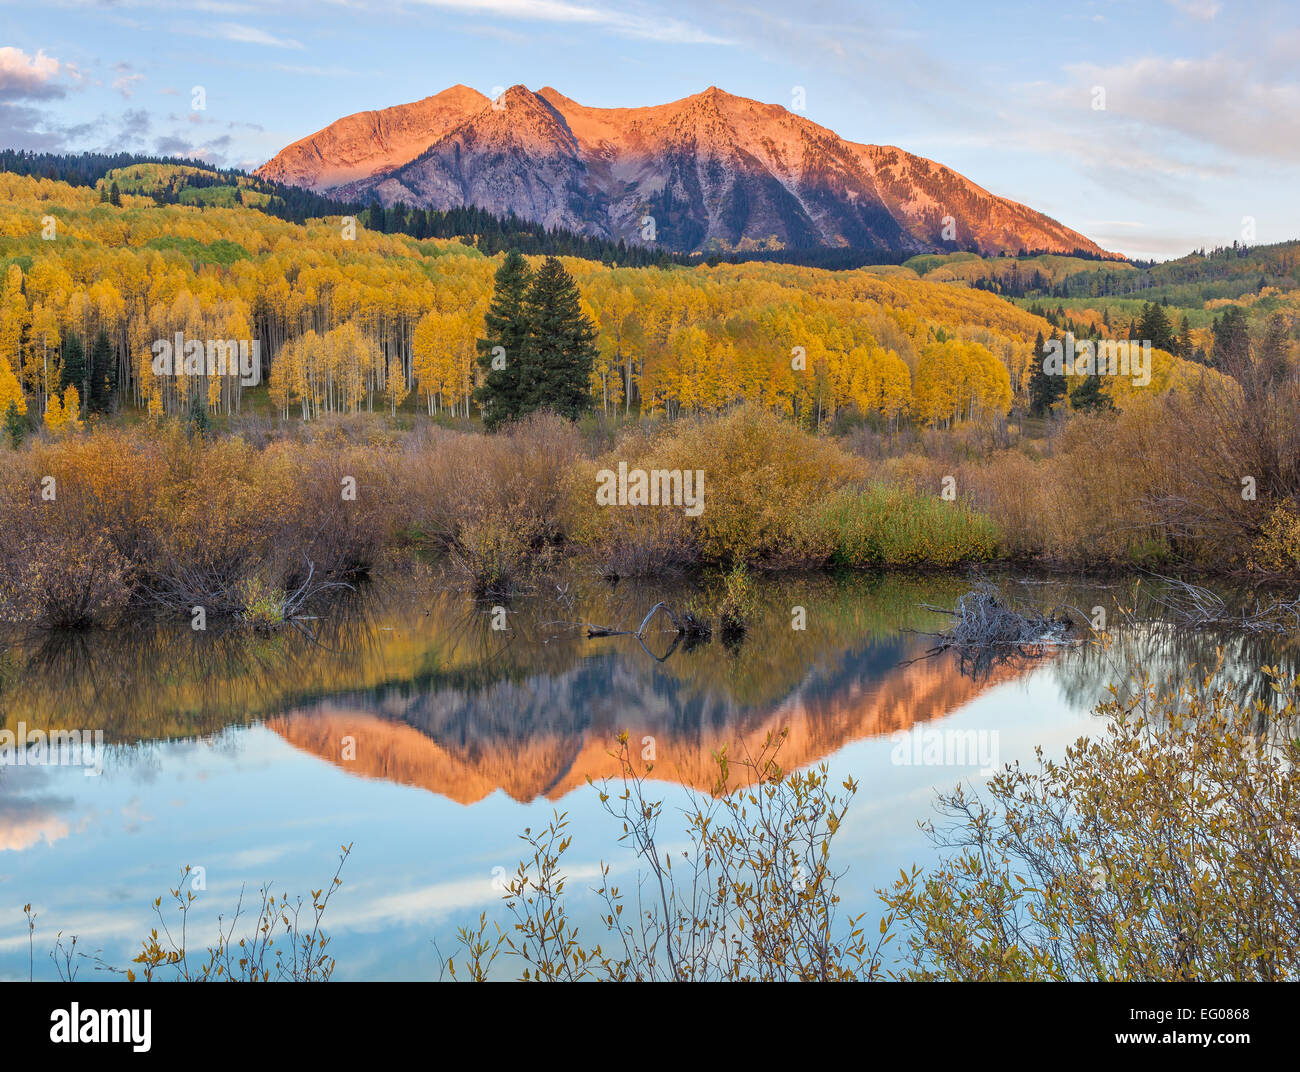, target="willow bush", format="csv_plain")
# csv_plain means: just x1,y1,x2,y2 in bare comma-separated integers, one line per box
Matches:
450,663,1300,982
884,663,1300,981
